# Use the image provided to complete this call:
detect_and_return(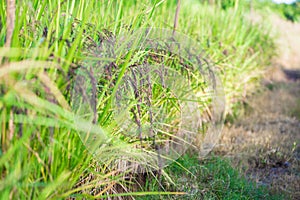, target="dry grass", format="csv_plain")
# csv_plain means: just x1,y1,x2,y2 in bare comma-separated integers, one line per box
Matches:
215,82,300,199
214,13,300,199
